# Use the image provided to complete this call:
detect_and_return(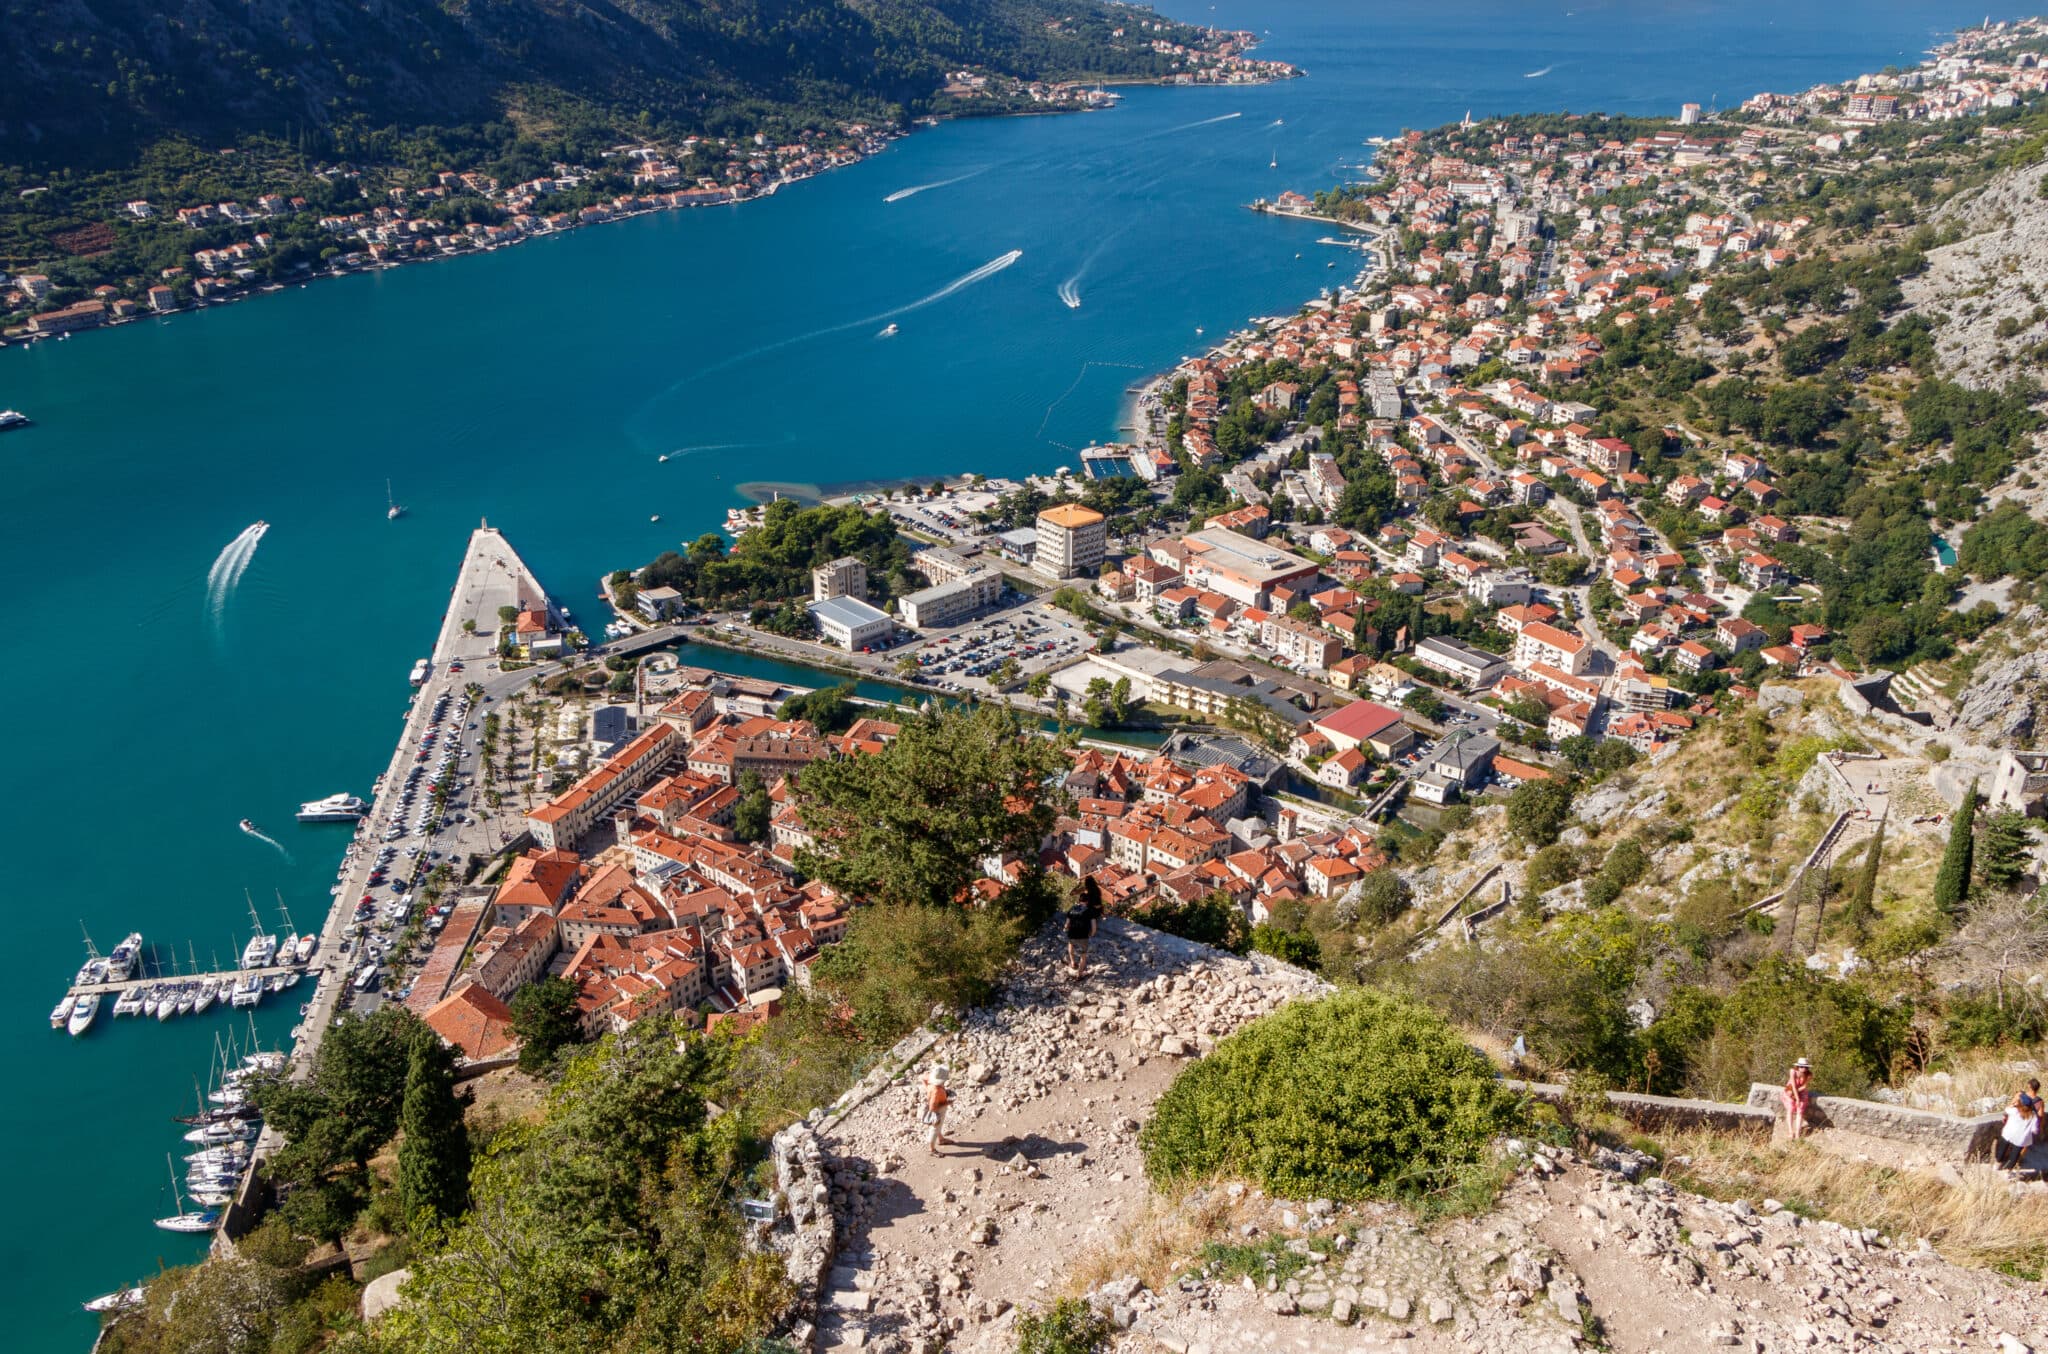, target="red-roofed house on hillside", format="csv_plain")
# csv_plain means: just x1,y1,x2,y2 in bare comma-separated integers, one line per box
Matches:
421,980,519,1061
